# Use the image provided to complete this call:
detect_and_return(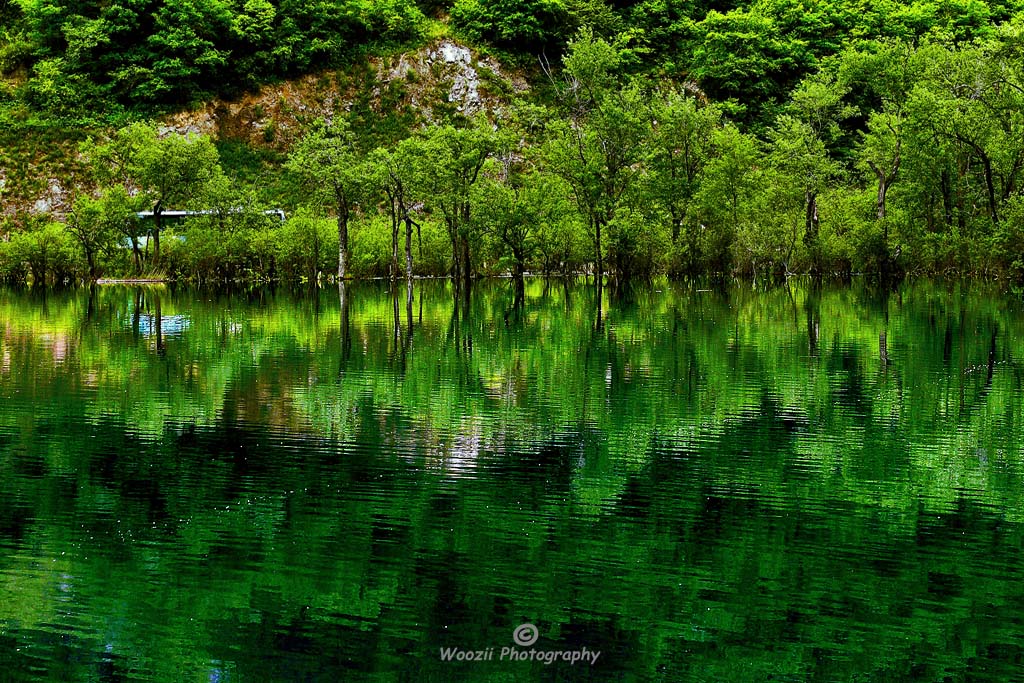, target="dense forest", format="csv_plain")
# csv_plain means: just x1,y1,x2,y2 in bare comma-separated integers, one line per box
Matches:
2,0,1024,283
